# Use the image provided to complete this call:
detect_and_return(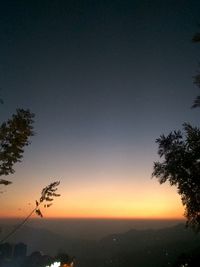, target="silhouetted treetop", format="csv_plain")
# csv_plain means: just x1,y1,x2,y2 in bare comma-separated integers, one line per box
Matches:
0,109,34,183
152,123,200,232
